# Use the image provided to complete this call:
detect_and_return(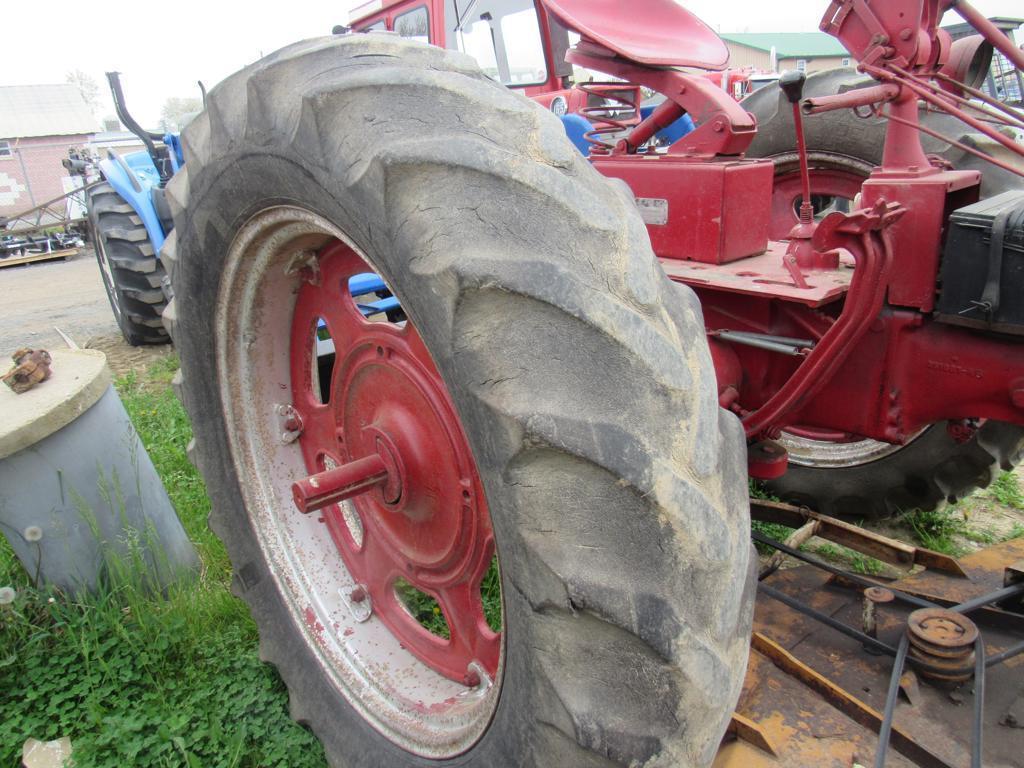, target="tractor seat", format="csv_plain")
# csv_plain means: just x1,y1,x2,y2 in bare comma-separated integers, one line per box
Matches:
542,0,729,70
